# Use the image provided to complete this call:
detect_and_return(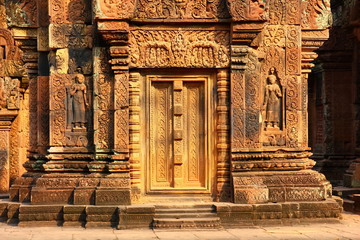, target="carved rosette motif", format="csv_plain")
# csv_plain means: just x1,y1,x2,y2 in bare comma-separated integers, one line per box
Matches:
129,30,230,68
